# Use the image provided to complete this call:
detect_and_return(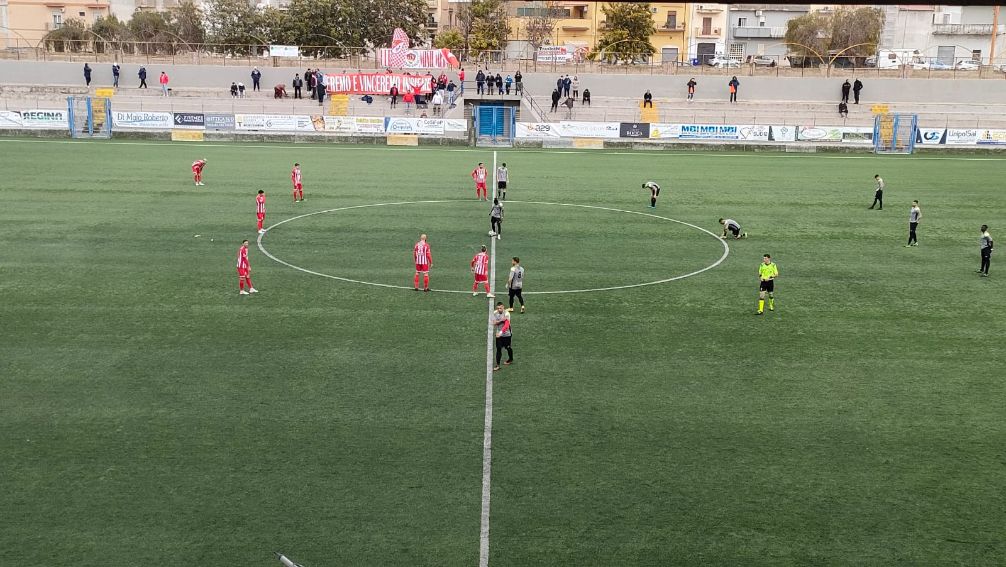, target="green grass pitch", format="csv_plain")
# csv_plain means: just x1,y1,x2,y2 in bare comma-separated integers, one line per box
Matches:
1,138,1005,565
